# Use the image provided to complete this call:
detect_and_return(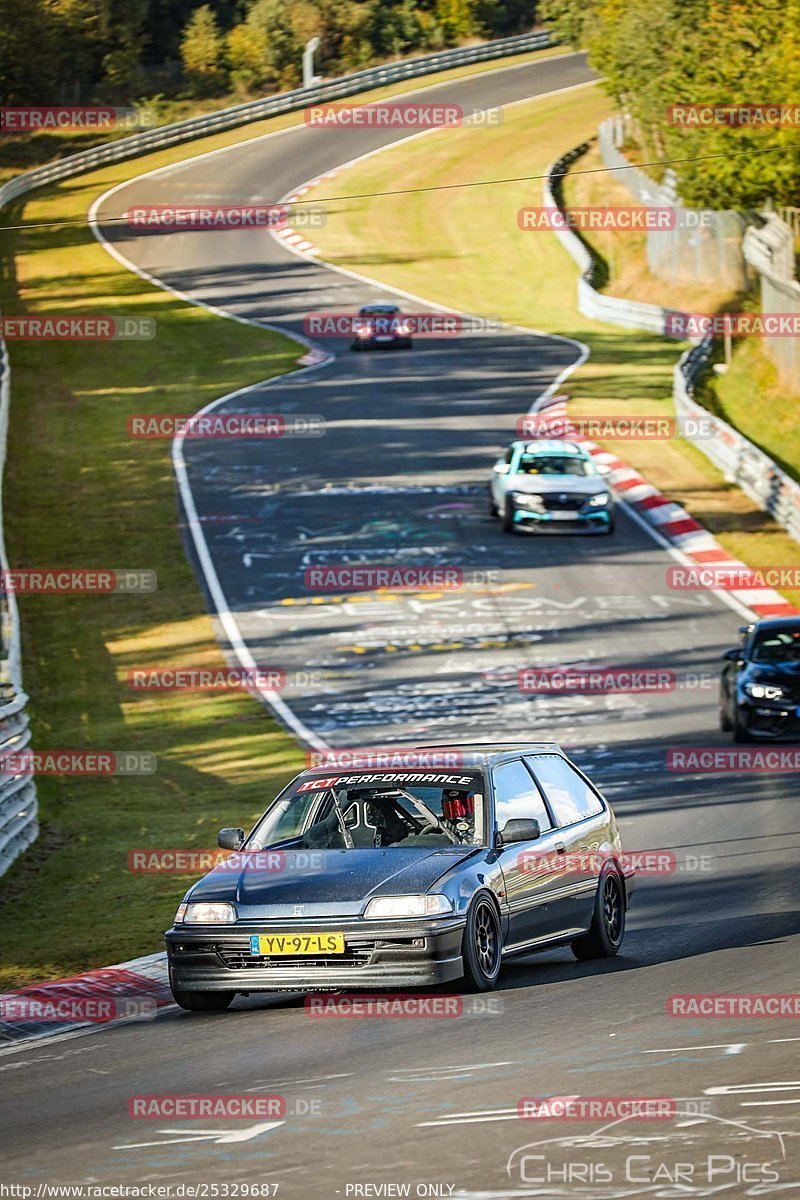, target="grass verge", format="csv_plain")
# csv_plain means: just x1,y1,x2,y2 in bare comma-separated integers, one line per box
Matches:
302,84,800,603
